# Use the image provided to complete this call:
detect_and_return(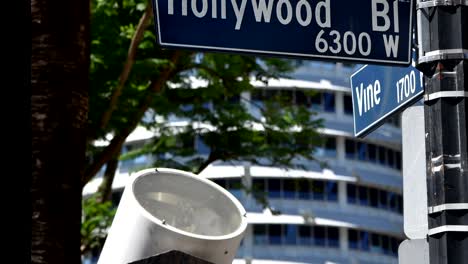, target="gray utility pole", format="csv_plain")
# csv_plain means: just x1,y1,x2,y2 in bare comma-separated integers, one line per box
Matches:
415,1,468,264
